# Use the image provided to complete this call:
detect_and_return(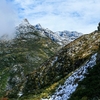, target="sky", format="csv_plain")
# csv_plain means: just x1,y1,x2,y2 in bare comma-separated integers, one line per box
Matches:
0,0,100,36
